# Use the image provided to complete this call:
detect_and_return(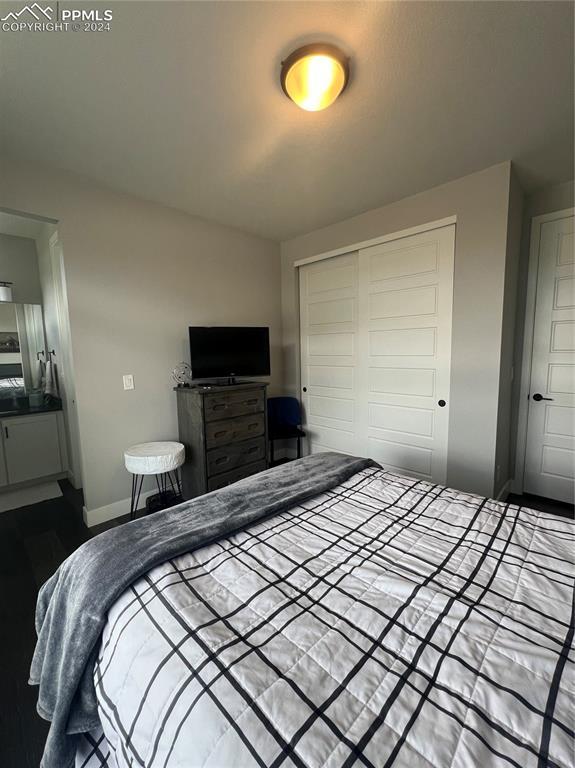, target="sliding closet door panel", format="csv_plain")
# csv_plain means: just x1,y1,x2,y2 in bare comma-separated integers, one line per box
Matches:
359,225,454,483
299,225,454,481
299,253,360,455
